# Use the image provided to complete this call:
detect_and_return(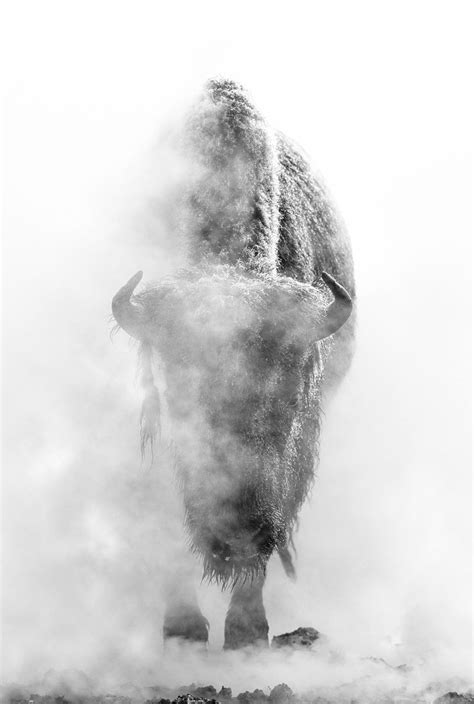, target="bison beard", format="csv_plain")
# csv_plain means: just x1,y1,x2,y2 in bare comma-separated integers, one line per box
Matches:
112,79,355,649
